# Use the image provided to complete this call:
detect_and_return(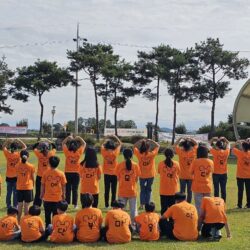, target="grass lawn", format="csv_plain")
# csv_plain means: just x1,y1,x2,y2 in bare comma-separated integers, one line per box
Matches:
0,151,249,249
